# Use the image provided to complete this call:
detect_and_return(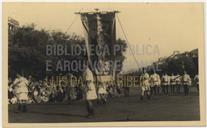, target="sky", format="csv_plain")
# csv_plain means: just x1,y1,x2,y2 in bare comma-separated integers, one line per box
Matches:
4,3,204,72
